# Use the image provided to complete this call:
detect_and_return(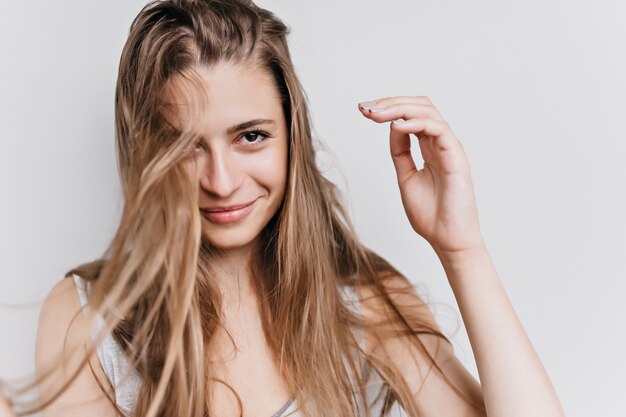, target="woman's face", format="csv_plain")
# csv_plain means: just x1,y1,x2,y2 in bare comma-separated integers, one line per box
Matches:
168,61,288,251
